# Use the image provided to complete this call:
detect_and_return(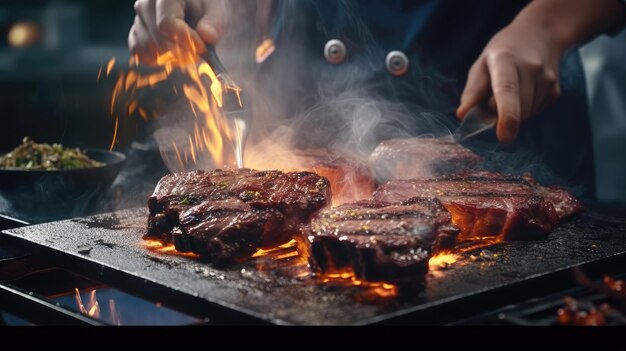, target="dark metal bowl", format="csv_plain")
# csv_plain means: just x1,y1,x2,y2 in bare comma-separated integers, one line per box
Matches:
0,149,126,220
